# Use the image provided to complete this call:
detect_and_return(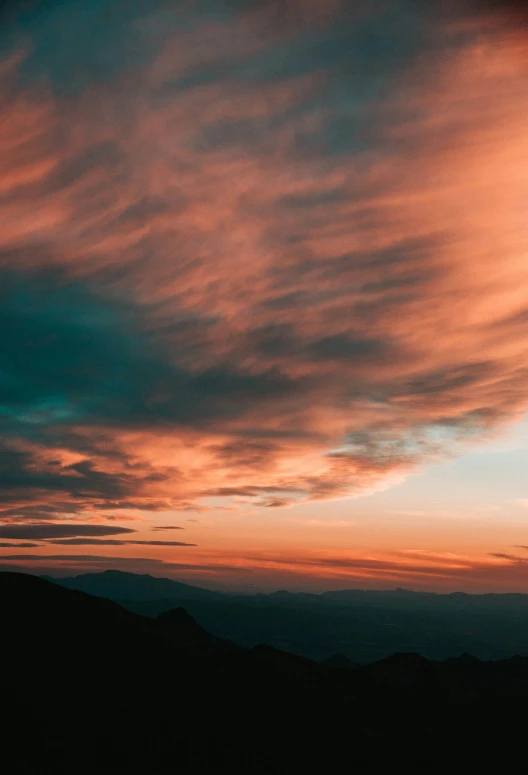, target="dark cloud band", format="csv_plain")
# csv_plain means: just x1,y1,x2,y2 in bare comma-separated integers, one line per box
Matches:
0,524,136,539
